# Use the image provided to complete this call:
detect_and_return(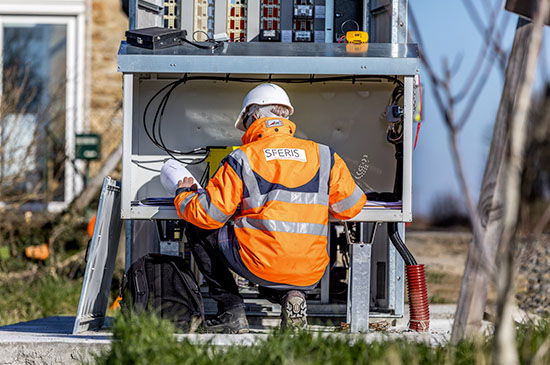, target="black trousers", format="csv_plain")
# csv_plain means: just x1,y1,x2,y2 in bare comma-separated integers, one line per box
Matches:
184,223,244,313
184,222,293,313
